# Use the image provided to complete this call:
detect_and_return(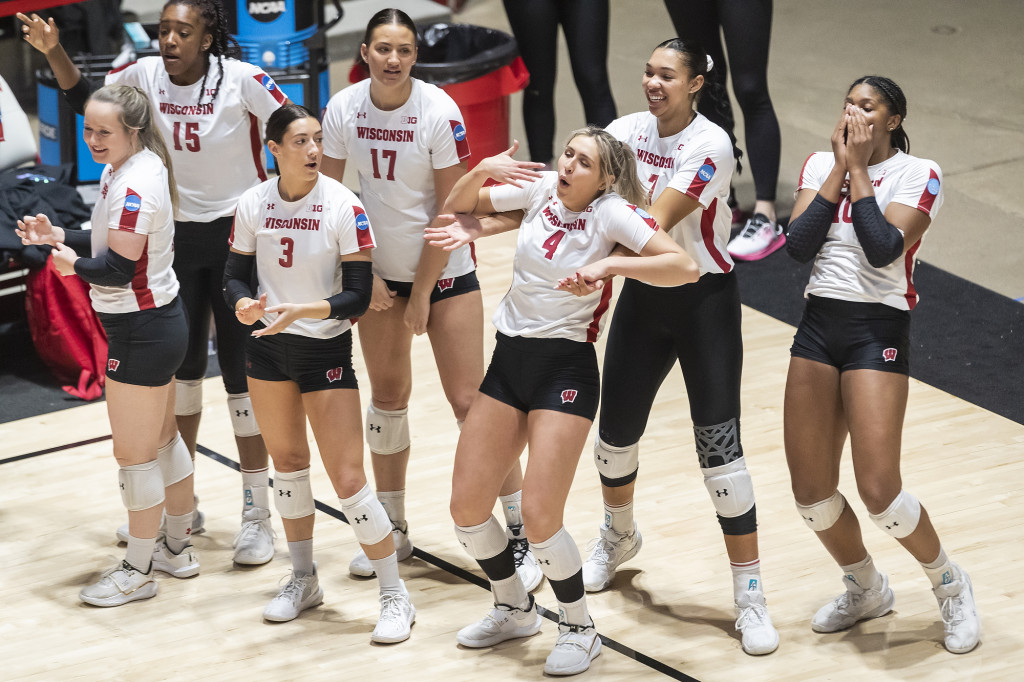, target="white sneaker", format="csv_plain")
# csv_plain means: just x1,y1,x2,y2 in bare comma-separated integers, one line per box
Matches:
263,565,324,622
582,524,642,592
811,573,895,632
151,539,200,578
508,524,544,592
371,580,416,643
735,590,779,655
233,507,276,565
544,622,602,676
456,596,542,648
727,213,785,261
79,560,158,607
934,565,980,653
349,522,413,577
116,495,206,543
